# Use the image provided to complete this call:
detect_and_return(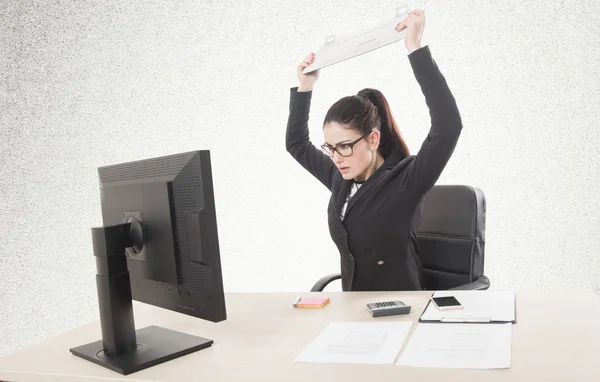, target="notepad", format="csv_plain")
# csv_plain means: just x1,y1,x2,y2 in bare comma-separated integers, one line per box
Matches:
295,297,330,308
419,290,516,324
